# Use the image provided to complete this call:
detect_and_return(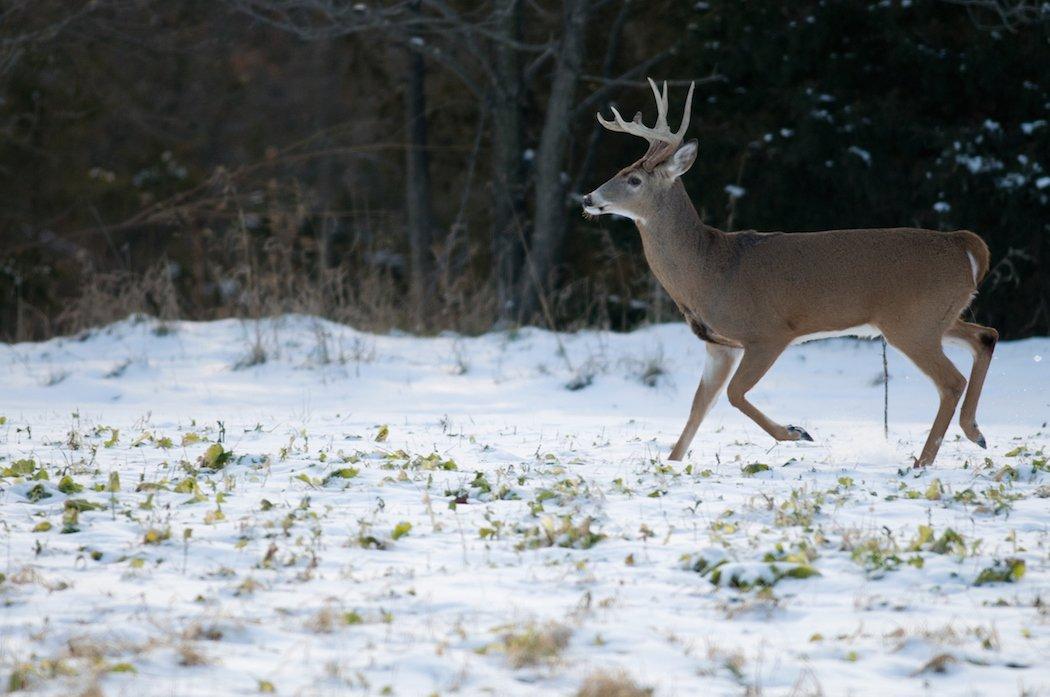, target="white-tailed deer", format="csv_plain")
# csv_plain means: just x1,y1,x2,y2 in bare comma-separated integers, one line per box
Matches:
583,79,998,467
